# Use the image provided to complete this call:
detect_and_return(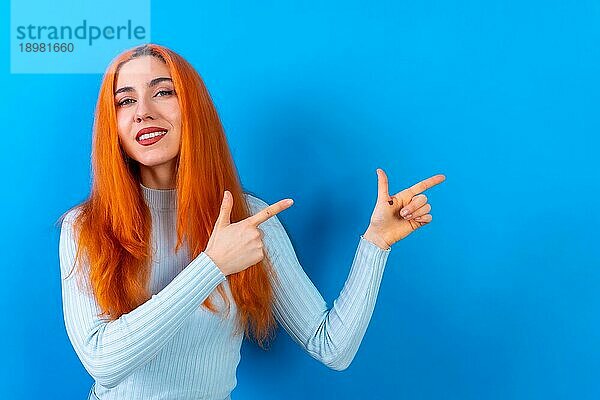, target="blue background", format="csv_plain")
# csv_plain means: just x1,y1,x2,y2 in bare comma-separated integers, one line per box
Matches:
2,0,600,399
